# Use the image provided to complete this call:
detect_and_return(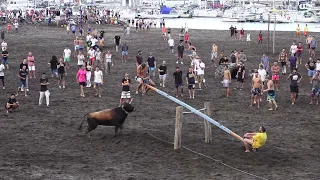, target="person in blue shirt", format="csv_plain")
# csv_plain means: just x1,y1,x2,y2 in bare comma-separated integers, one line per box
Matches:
71,24,76,37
